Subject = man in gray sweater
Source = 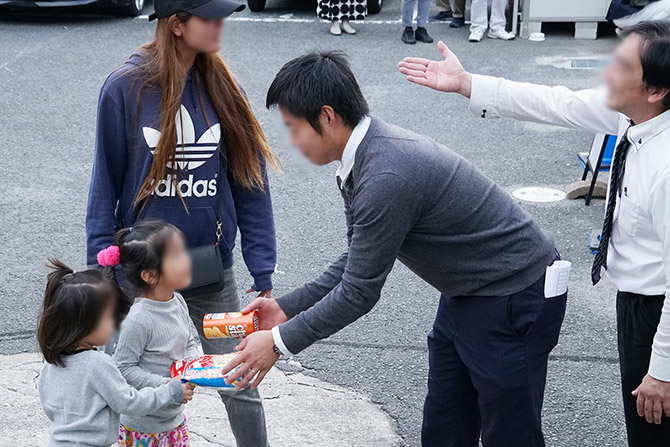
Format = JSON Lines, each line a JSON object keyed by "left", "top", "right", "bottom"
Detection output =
{"left": 223, "top": 51, "right": 567, "bottom": 447}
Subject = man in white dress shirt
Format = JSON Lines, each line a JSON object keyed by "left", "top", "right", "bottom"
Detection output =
{"left": 399, "top": 20, "right": 670, "bottom": 446}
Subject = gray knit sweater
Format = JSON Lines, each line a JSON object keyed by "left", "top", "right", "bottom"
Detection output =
{"left": 113, "top": 293, "right": 199, "bottom": 433}
{"left": 39, "top": 350, "right": 183, "bottom": 447}
{"left": 276, "top": 116, "right": 555, "bottom": 354}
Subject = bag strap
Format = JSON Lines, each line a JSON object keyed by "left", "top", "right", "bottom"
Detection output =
{"left": 214, "top": 149, "right": 225, "bottom": 245}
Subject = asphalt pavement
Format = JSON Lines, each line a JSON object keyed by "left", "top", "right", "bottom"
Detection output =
{"left": 1, "top": 3, "right": 627, "bottom": 446}
{"left": 1, "top": 352, "right": 401, "bottom": 446}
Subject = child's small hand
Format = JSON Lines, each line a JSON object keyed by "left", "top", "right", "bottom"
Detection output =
{"left": 181, "top": 382, "right": 195, "bottom": 404}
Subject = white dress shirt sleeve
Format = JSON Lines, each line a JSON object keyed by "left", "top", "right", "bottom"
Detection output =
{"left": 272, "top": 325, "right": 292, "bottom": 356}
{"left": 469, "top": 74, "right": 621, "bottom": 135}
{"left": 648, "top": 169, "right": 670, "bottom": 381}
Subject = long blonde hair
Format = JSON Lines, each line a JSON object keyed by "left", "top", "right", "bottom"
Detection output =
{"left": 132, "top": 12, "right": 279, "bottom": 208}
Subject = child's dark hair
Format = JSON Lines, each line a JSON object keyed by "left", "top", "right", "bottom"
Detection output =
{"left": 38, "top": 259, "right": 127, "bottom": 366}
{"left": 114, "top": 220, "right": 181, "bottom": 293}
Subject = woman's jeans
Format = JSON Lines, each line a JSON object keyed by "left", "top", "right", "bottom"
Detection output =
{"left": 183, "top": 267, "right": 270, "bottom": 447}
{"left": 402, "top": 0, "right": 431, "bottom": 27}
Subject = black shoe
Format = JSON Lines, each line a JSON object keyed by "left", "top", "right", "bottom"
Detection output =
{"left": 415, "top": 27, "right": 434, "bottom": 43}
{"left": 402, "top": 27, "right": 416, "bottom": 44}
{"left": 430, "top": 10, "right": 452, "bottom": 21}
{"left": 449, "top": 17, "right": 465, "bottom": 28}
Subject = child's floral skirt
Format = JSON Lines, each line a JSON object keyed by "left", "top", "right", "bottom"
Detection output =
{"left": 117, "top": 417, "right": 189, "bottom": 447}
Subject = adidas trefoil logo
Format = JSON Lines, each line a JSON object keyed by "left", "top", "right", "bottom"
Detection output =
{"left": 142, "top": 105, "right": 220, "bottom": 198}
{"left": 143, "top": 105, "right": 220, "bottom": 170}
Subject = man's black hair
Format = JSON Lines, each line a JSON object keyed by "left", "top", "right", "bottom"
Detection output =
{"left": 266, "top": 51, "right": 370, "bottom": 133}
{"left": 620, "top": 20, "right": 670, "bottom": 109}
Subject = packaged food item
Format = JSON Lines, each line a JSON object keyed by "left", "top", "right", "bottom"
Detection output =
{"left": 203, "top": 311, "right": 260, "bottom": 339}
{"left": 170, "top": 353, "right": 244, "bottom": 389}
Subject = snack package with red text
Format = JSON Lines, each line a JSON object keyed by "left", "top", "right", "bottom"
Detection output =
{"left": 170, "top": 353, "right": 244, "bottom": 389}
{"left": 203, "top": 311, "right": 261, "bottom": 339}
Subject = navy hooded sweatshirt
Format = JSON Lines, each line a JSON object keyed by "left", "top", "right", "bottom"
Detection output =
{"left": 86, "top": 51, "right": 276, "bottom": 291}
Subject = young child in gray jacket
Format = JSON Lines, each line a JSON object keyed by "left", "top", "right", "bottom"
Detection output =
{"left": 37, "top": 258, "right": 195, "bottom": 447}
{"left": 111, "top": 220, "right": 201, "bottom": 446}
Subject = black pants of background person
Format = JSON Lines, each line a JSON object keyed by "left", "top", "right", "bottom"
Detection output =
{"left": 421, "top": 273, "right": 567, "bottom": 447}
{"left": 617, "top": 291, "right": 670, "bottom": 447}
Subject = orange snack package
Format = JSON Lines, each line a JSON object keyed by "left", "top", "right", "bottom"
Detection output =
{"left": 203, "top": 311, "right": 260, "bottom": 339}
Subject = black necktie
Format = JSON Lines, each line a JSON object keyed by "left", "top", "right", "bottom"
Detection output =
{"left": 591, "top": 127, "right": 632, "bottom": 285}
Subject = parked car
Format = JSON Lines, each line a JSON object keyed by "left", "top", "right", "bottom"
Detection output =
{"left": 0, "top": 0, "right": 145, "bottom": 16}
{"left": 247, "top": 0, "right": 381, "bottom": 13}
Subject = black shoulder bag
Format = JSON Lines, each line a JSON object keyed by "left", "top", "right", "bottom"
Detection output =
{"left": 178, "top": 217, "right": 226, "bottom": 298}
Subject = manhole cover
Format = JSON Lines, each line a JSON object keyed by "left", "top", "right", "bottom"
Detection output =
{"left": 512, "top": 187, "right": 566, "bottom": 203}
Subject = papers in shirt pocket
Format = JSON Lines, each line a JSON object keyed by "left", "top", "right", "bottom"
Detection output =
{"left": 544, "top": 260, "right": 571, "bottom": 298}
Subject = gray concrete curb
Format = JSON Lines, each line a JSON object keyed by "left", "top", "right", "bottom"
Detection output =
{"left": 1, "top": 353, "right": 401, "bottom": 447}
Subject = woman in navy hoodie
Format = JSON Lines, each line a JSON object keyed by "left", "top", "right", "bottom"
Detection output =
{"left": 85, "top": 2, "right": 278, "bottom": 445}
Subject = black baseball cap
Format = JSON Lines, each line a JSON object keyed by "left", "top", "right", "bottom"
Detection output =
{"left": 149, "top": 0, "right": 245, "bottom": 21}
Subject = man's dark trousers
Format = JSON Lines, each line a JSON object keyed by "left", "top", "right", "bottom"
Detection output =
{"left": 421, "top": 274, "right": 567, "bottom": 447}
{"left": 617, "top": 291, "right": 670, "bottom": 447}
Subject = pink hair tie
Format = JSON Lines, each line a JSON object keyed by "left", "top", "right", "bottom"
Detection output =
{"left": 97, "top": 245, "right": 121, "bottom": 267}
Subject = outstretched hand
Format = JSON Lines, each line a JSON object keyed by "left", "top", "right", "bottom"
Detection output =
{"left": 221, "top": 330, "right": 279, "bottom": 390}
{"left": 242, "top": 296, "right": 288, "bottom": 331}
{"left": 398, "top": 41, "right": 473, "bottom": 97}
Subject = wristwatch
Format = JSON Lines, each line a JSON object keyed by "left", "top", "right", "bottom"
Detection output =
{"left": 273, "top": 344, "right": 282, "bottom": 356}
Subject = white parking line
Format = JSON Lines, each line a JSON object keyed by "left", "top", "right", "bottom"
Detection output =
{"left": 136, "top": 14, "right": 402, "bottom": 24}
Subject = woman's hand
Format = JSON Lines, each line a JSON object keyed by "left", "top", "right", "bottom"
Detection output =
{"left": 221, "top": 330, "right": 279, "bottom": 390}
{"left": 246, "top": 288, "right": 272, "bottom": 298}
{"left": 398, "top": 41, "right": 473, "bottom": 98}
{"left": 242, "top": 296, "right": 288, "bottom": 330}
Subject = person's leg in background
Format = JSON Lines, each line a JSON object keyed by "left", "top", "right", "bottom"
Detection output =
{"left": 415, "top": 0, "right": 434, "bottom": 42}
{"left": 449, "top": 0, "right": 465, "bottom": 27}
{"left": 431, "top": 0, "right": 453, "bottom": 22}
{"left": 184, "top": 268, "right": 270, "bottom": 447}
{"left": 487, "top": 0, "right": 515, "bottom": 40}
{"left": 469, "top": 0, "right": 488, "bottom": 41}
{"left": 452, "top": 275, "right": 567, "bottom": 447}
{"left": 422, "top": 295, "right": 481, "bottom": 447}
{"left": 401, "top": 0, "right": 418, "bottom": 44}
{"left": 488, "top": 0, "right": 506, "bottom": 31}
{"left": 617, "top": 292, "right": 670, "bottom": 447}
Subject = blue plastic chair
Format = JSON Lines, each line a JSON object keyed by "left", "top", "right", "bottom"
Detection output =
{"left": 577, "top": 134, "right": 616, "bottom": 206}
